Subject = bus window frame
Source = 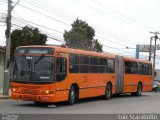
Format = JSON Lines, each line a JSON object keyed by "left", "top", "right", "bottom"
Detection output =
{"left": 69, "top": 53, "right": 116, "bottom": 74}
{"left": 56, "top": 57, "right": 67, "bottom": 82}
{"left": 124, "top": 60, "right": 152, "bottom": 76}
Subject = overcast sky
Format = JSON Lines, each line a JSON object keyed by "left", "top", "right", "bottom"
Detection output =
{"left": 0, "top": 0, "right": 160, "bottom": 68}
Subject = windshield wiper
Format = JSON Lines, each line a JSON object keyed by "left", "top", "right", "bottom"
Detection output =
{"left": 35, "top": 54, "right": 45, "bottom": 64}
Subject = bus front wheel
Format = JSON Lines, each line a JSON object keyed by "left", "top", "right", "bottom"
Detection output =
{"left": 68, "top": 86, "right": 76, "bottom": 105}
{"left": 104, "top": 83, "right": 112, "bottom": 100}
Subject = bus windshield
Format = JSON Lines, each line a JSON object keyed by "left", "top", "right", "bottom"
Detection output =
{"left": 13, "top": 56, "right": 54, "bottom": 83}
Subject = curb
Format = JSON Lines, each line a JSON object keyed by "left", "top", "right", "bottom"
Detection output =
{"left": 0, "top": 95, "right": 11, "bottom": 99}
{"left": 0, "top": 96, "right": 11, "bottom": 99}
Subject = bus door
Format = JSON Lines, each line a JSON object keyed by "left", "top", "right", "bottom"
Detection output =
{"left": 55, "top": 53, "right": 68, "bottom": 88}
{"left": 54, "top": 53, "right": 68, "bottom": 101}
{"left": 115, "top": 56, "right": 124, "bottom": 94}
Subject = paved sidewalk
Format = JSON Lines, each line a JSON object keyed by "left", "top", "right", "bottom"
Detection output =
{"left": 0, "top": 94, "right": 11, "bottom": 99}
{"left": 0, "top": 89, "right": 11, "bottom": 99}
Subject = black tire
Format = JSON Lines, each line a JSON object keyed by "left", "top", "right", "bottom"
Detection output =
{"left": 131, "top": 83, "right": 142, "bottom": 96}
{"left": 136, "top": 83, "right": 142, "bottom": 96}
{"left": 114, "top": 93, "right": 121, "bottom": 97}
{"left": 155, "top": 87, "right": 159, "bottom": 92}
{"left": 131, "top": 92, "right": 136, "bottom": 96}
{"left": 104, "top": 83, "right": 112, "bottom": 100}
{"left": 68, "top": 86, "right": 76, "bottom": 105}
{"left": 34, "top": 101, "right": 42, "bottom": 105}
{"left": 75, "top": 88, "right": 79, "bottom": 103}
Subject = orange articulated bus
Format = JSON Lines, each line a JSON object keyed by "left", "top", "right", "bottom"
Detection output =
{"left": 11, "top": 45, "right": 153, "bottom": 105}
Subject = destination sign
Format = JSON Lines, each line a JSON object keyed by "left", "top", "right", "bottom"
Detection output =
{"left": 15, "top": 47, "right": 54, "bottom": 55}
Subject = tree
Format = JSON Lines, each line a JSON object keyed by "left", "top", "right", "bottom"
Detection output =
{"left": 11, "top": 26, "right": 47, "bottom": 58}
{"left": 63, "top": 19, "right": 103, "bottom": 52}
{"left": 92, "top": 39, "right": 103, "bottom": 52}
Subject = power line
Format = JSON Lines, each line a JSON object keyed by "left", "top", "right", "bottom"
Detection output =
{"left": 33, "top": 0, "right": 76, "bottom": 20}
{"left": 12, "top": 23, "right": 65, "bottom": 43}
{"left": 24, "top": 0, "right": 136, "bottom": 46}
{"left": 12, "top": 21, "right": 141, "bottom": 56}
{"left": 11, "top": 14, "right": 65, "bottom": 44}
{"left": 11, "top": 0, "right": 21, "bottom": 10}
{"left": 12, "top": 15, "right": 132, "bottom": 48}
{"left": 38, "top": 0, "right": 133, "bottom": 41}
{"left": 78, "top": 0, "right": 136, "bottom": 27}
{"left": 4, "top": 0, "right": 148, "bottom": 47}
{"left": 0, "top": 0, "right": 154, "bottom": 59}
{"left": 11, "top": 22, "right": 130, "bottom": 54}
{"left": 12, "top": 15, "right": 143, "bottom": 57}
{"left": 80, "top": 0, "right": 150, "bottom": 29}
{"left": 16, "top": 3, "right": 70, "bottom": 26}
{"left": 12, "top": 22, "right": 150, "bottom": 58}
{"left": 24, "top": 0, "right": 74, "bottom": 22}
{"left": 12, "top": 19, "right": 65, "bottom": 44}
{"left": 12, "top": 16, "right": 64, "bottom": 34}
{"left": 97, "top": 35, "right": 127, "bottom": 47}
{"left": 10, "top": 1, "right": 145, "bottom": 56}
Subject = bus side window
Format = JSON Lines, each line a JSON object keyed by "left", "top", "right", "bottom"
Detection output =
{"left": 131, "top": 62, "right": 137, "bottom": 74}
{"left": 143, "top": 64, "right": 149, "bottom": 75}
{"left": 137, "top": 63, "right": 143, "bottom": 74}
{"left": 69, "top": 54, "right": 79, "bottom": 73}
{"left": 99, "top": 58, "right": 107, "bottom": 73}
{"left": 90, "top": 57, "right": 98, "bottom": 73}
{"left": 79, "top": 55, "right": 89, "bottom": 73}
{"left": 125, "top": 61, "right": 131, "bottom": 74}
{"left": 56, "top": 57, "right": 67, "bottom": 82}
{"left": 107, "top": 59, "right": 115, "bottom": 73}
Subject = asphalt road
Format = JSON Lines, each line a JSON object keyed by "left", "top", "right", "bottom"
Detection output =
{"left": 0, "top": 92, "right": 160, "bottom": 114}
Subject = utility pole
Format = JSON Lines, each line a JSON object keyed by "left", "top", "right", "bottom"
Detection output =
{"left": 3, "top": 0, "right": 20, "bottom": 96}
{"left": 149, "top": 37, "right": 153, "bottom": 61}
{"left": 150, "top": 31, "right": 160, "bottom": 79}
{"left": 3, "top": 0, "right": 12, "bottom": 96}
{"left": 135, "top": 45, "right": 139, "bottom": 59}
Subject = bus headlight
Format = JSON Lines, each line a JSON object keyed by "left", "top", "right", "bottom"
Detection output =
{"left": 12, "top": 88, "right": 16, "bottom": 92}
{"left": 41, "top": 90, "right": 54, "bottom": 94}
{"left": 46, "top": 90, "right": 49, "bottom": 94}
{"left": 12, "top": 88, "right": 19, "bottom": 93}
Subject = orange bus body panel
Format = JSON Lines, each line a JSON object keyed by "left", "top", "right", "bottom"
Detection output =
{"left": 11, "top": 45, "right": 152, "bottom": 103}
{"left": 123, "top": 57, "right": 152, "bottom": 93}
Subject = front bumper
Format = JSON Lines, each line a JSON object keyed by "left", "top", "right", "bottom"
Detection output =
{"left": 11, "top": 92, "right": 55, "bottom": 102}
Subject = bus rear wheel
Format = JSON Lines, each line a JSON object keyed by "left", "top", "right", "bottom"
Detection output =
{"left": 132, "top": 83, "right": 142, "bottom": 96}
{"left": 137, "top": 83, "right": 142, "bottom": 96}
{"left": 104, "top": 83, "right": 112, "bottom": 100}
{"left": 68, "top": 86, "right": 76, "bottom": 105}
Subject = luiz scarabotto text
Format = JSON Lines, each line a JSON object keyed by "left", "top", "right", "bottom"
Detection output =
{"left": 118, "top": 114, "right": 158, "bottom": 120}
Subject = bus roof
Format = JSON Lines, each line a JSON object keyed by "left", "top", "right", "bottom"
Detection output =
{"left": 17, "top": 45, "right": 116, "bottom": 58}
{"left": 123, "top": 56, "right": 152, "bottom": 64}
{"left": 17, "top": 45, "right": 152, "bottom": 64}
